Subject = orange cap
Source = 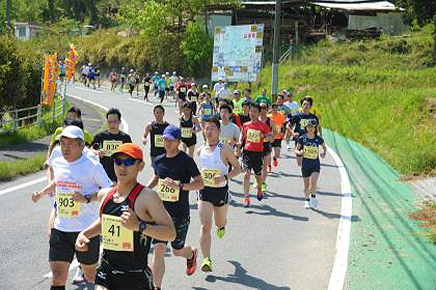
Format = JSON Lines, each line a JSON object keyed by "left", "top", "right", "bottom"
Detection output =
{"left": 111, "top": 143, "right": 143, "bottom": 160}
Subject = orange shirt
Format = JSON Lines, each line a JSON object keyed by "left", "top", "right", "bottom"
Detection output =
{"left": 268, "top": 112, "right": 286, "bottom": 140}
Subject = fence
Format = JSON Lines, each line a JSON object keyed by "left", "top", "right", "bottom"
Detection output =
{"left": 0, "top": 81, "right": 67, "bottom": 133}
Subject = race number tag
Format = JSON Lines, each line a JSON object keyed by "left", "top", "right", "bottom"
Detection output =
{"left": 221, "top": 136, "right": 232, "bottom": 144}
{"left": 180, "top": 87, "right": 186, "bottom": 93}
{"left": 154, "top": 134, "right": 164, "bottom": 148}
{"left": 247, "top": 129, "right": 261, "bottom": 143}
{"left": 204, "top": 108, "right": 212, "bottom": 116}
{"left": 103, "top": 140, "right": 123, "bottom": 157}
{"left": 303, "top": 146, "right": 319, "bottom": 160}
{"left": 101, "top": 214, "right": 134, "bottom": 252}
{"left": 201, "top": 169, "right": 221, "bottom": 187}
{"left": 56, "top": 190, "right": 81, "bottom": 217}
{"left": 191, "top": 96, "right": 197, "bottom": 102}
{"left": 157, "top": 179, "right": 180, "bottom": 202}
{"left": 272, "top": 123, "right": 281, "bottom": 134}
{"left": 145, "top": 82, "right": 150, "bottom": 86}
{"left": 181, "top": 127, "right": 193, "bottom": 138}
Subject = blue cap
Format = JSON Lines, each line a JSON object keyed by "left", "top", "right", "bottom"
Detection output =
{"left": 163, "top": 125, "right": 181, "bottom": 140}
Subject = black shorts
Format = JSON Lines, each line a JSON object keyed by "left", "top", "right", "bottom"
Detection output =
{"left": 165, "top": 87, "right": 170, "bottom": 92}
{"left": 301, "top": 164, "right": 320, "bottom": 177}
{"left": 153, "top": 216, "right": 190, "bottom": 250}
{"left": 159, "top": 90, "right": 165, "bottom": 99}
{"left": 181, "top": 135, "right": 197, "bottom": 147}
{"left": 60, "top": 73, "right": 66, "bottom": 77}
{"left": 271, "top": 139, "right": 282, "bottom": 148}
{"left": 49, "top": 228, "right": 99, "bottom": 265}
{"left": 179, "top": 93, "right": 186, "bottom": 100}
{"left": 242, "top": 151, "right": 264, "bottom": 176}
{"left": 263, "top": 142, "right": 272, "bottom": 155}
{"left": 95, "top": 261, "right": 153, "bottom": 290}
{"left": 198, "top": 185, "right": 229, "bottom": 207}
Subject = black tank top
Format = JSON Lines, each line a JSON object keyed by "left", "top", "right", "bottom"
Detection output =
{"left": 150, "top": 121, "right": 169, "bottom": 157}
{"left": 263, "top": 117, "right": 272, "bottom": 145}
{"left": 100, "top": 183, "right": 151, "bottom": 271}
{"left": 180, "top": 115, "right": 195, "bottom": 140}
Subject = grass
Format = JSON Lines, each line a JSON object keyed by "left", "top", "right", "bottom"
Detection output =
{"left": 0, "top": 153, "right": 47, "bottom": 181}
{"left": 252, "top": 27, "right": 436, "bottom": 177}
{"left": 409, "top": 200, "right": 436, "bottom": 244}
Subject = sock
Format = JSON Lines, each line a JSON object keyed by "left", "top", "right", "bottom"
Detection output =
{"left": 50, "top": 286, "right": 66, "bottom": 290}
{"left": 219, "top": 227, "right": 225, "bottom": 231}
{"left": 311, "top": 194, "right": 316, "bottom": 198}
{"left": 305, "top": 198, "right": 310, "bottom": 201}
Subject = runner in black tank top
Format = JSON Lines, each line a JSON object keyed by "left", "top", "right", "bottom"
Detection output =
{"left": 142, "top": 105, "right": 170, "bottom": 164}
{"left": 180, "top": 103, "right": 201, "bottom": 157}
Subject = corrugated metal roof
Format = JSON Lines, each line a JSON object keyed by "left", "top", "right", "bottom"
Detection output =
{"left": 312, "top": 1, "right": 397, "bottom": 11}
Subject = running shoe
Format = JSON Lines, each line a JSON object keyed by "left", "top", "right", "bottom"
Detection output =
{"left": 256, "top": 186, "right": 264, "bottom": 201}
{"left": 287, "top": 145, "right": 292, "bottom": 150}
{"left": 310, "top": 197, "right": 319, "bottom": 209}
{"left": 72, "top": 266, "right": 85, "bottom": 284}
{"left": 186, "top": 247, "right": 198, "bottom": 276}
{"left": 201, "top": 257, "right": 213, "bottom": 272}
{"left": 304, "top": 200, "right": 310, "bottom": 209}
{"left": 267, "top": 165, "right": 272, "bottom": 173}
{"left": 243, "top": 198, "right": 250, "bottom": 207}
{"left": 216, "top": 227, "right": 226, "bottom": 239}
{"left": 261, "top": 183, "right": 266, "bottom": 192}
{"left": 273, "top": 158, "right": 278, "bottom": 167}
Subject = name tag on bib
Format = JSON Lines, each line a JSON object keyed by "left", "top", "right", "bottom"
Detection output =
{"left": 247, "top": 129, "right": 261, "bottom": 143}
{"left": 154, "top": 134, "right": 164, "bottom": 148}
{"left": 101, "top": 214, "right": 134, "bottom": 252}
{"left": 103, "top": 140, "right": 123, "bottom": 157}
{"left": 201, "top": 169, "right": 221, "bottom": 187}
{"left": 304, "top": 146, "right": 319, "bottom": 159}
{"left": 182, "top": 127, "right": 193, "bottom": 138}
{"left": 180, "top": 87, "right": 186, "bottom": 93}
{"left": 157, "top": 179, "right": 180, "bottom": 202}
{"left": 204, "top": 108, "right": 212, "bottom": 115}
{"left": 56, "top": 190, "right": 81, "bottom": 217}
{"left": 145, "top": 82, "right": 150, "bottom": 86}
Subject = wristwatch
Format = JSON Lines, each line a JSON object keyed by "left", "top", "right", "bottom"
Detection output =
{"left": 84, "top": 194, "right": 92, "bottom": 203}
{"left": 179, "top": 183, "right": 184, "bottom": 191}
{"left": 139, "top": 221, "right": 148, "bottom": 233}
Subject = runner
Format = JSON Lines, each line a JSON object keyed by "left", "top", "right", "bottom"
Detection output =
{"left": 146, "top": 125, "right": 204, "bottom": 290}
{"left": 141, "top": 105, "right": 170, "bottom": 164}
{"left": 213, "top": 78, "right": 225, "bottom": 100}
{"left": 92, "top": 108, "right": 132, "bottom": 182}
{"left": 258, "top": 103, "right": 273, "bottom": 193}
{"left": 119, "top": 67, "right": 127, "bottom": 92}
{"left": 300, "top": 96, "right": 323, "bottom": 137}
{"left": 180, "top": 103, "right": 201, "bottom": 158}
{"left": 59, "top": 61, "right": 66, "bottom": 83}
{"left": 152, "top": 72, "right": 161, "bottom": 98}
{"left": 287, "top": 97, "right": 320, "bottom": 166}
{"left": 268, "top": 104, "right": 287, "bottom": 168}
{"left": 75, "top": 143, "right": 176, "bottom": 290}
{"left": 198, "top": 93, "right": 214, "bottom": 126}
{"left": 232, "top": 90, "right": 244, "bottom": 115}
{"left": 87, "top": 63, "right": 96, "bottom": 90}
{"left": 187, "top": 84, "right": 199, "bottom": 114}
{"left": 295, "top": 119, "right": 327, "bottom": 209}
{"left": 142, "top": 73, "right": 151, "bottom": 101}
{"left": 197, "top": 116, "right": 241, "bottom": 272}
{"left": 282, "top": 90, "right": 299, "bottom": 150}
{"left": 239, "top": 101, "right": 251, "bottom": 126}
{"left": 219, "top": 104, "right": 240, "bottom": 157}
{"left": 169, "top": 71, "right": 178, "bottom": 96}
{"left": 176, "top": 77, "right": 187, "bottom": 113}
{"left": 95, "top": 65, "right": 101, "bottom": 88}
{"left": 238, "top": 104, "right": 272, "bottom": 207}
{"left": 157, "top": 74, "right": 167, "bottom": 104}
{"left": 255, "top": 88, "right": 272, "bottom": 107}
{"left": 164, "top": 72, "right": 171, "bottom": 98}
{"left": 243, "top": 88, "right": 253, "bottom": 103}
{"left": 109, "top": 69, "right": 117, "bottom": 92}
{"left": 127, "top": 69, "right": 136, "bottom": 97}
{"left": 80, "top": 64, "right": 87, "bottom": 86}
{"left": 32, "top": 125, "right": 113, "bottom": 289}
{"left": 227, "top": 101, "right": 242, "bottom": 129}
{"left": 135, "top": 71, "right": 141, "bottom": 96}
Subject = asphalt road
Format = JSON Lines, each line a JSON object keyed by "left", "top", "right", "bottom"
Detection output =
{"left": 0, "top": 84, "right": 343, "bottom": 290}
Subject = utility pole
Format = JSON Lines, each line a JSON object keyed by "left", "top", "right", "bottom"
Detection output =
{"left": 6, "top": 0, "right": 11, "bottom": 31}
{"left": 271, "top": 0, "right": 281, "bottom": 102}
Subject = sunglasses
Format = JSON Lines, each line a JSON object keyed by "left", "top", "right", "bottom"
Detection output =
{"left": 114, "top": 157, "right": 137, "bottom": 166}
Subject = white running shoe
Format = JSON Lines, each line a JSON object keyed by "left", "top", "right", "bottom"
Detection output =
{"left": 286, "top": 145, "right": 292, "bottom": 150}
{"left": 72, "top": 266, "right": 85, "bottom": 284}
{"left": 310, "top": 197, "right": 319, "bottom": 209}
{"left": 304, "top": 200, "right": 310, "bottom": 209}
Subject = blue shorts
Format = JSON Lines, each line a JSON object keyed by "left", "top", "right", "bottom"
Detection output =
{"left": 153, "top": 216, "right": 190, "bottom": 250}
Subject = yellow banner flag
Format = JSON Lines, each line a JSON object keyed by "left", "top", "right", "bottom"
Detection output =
{"left": 42, "top": 54, "right": 58, "bottom": 106}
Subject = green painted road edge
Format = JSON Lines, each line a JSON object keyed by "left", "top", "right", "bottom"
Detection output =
{"left": 324, "top": 129, "right": 436, "bottom": 290}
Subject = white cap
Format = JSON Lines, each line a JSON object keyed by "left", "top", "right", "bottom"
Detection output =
{"left": 130, "top": 69, "right": 134, "bottom": 72}
{"left": 88, "top": 63, "right": 91, "bottom": 66}
{"left": 162, "top": 74, "right": 165, "bottom": 77}
{"left": 218, "top": 77, "right": 224, "bottom": 81}
{"left": 202, "top": 84, "right": 208, "bottom": 89}
{"left": 60, "top": 125, "right": 84, "bottom": 140}
{"left": 173, "top": 71, "right": 177, "bottom": 75}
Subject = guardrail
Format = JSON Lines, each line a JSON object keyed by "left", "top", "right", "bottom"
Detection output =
{"left": 0, "top": 81, "right": 67, "bottom": 133}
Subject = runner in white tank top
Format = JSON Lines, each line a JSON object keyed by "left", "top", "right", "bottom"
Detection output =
{"left": 196, "top": 116, "right": 241, "bottom": 273}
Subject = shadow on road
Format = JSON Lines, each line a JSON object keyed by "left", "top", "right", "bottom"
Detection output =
{"left": 230, "top": 200, "right": 308, "bottom": 221}
{"left": 198, "top": 260, "right": 291, "bottom": 290}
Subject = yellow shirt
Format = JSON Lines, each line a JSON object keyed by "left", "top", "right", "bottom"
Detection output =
{"left": 51, "top": 126, "right": 94, "bottom": 146}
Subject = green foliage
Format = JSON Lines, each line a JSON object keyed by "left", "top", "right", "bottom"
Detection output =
{"left": 0, "top": 35, "right": 42, "bottom": 109}
{"left": 0, "top": 153, "right": 46, "bottom": 181}
{"left": 181, "top": 22, "right": 213, "bottom": 76}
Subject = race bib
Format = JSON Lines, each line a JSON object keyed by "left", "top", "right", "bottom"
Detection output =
{"left": 303, "top": 146, "right": 319, "bottom": 160}
{"left": 180, "top": 87, "right": 186, "bottom": 93}
{"left": 247, "top": 129, "right": 261, "bottom": 143}
{"left": 181, "top": 127, "right": 193, "bottom": 138}
{"left": 191, "top": 96, "right": 197, "bottom": 102}
{"left": 101, "top": 214, "right": 134, "bottom": 252}
{"left": 154, "top": 134, "right": 164, "bottom": 148}
{"left": 157, "top": 179, "right": 180, "bottom": 202}
{"left": 56, "top": 190, "right": 81, "bottom": 218}
{"left": 221, "top": 136, "right": 232, "bottom": 144}
{"left": 204, "top": 108, "right": 212, "bottom": 116}
{"left": 201, "top": 169, "right": 221, "bottom": 187}
{"left": 103, "top": 140, "right": 123, "bottom": 157}
{"left": 272, "top": 123, "right": 282, "bottom": 134}
{"left": 300, "top": 119, "right": 311, "bottom": 128}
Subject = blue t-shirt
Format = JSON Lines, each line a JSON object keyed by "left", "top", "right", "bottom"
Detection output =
{"left": 158, "top": 79, "right": 167, "bottom": 91}
{"left": 297, "top": 134, "right": 324, "bottom": 167}
{"left": 290, "top": 113, "right": 319, "bottom": 136}
{"left": 152, "top": 76, "right": 161, "bottom": 86}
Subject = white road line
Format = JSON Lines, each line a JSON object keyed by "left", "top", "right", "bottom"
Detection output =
{"left": 326, "top": 144, "right": 352, "bottom": 290}
{"left": 0, "top": 177, "right": 46, "bottom": 197}
{"left": 72, "top": 86, "right": 104, "bottom": 94}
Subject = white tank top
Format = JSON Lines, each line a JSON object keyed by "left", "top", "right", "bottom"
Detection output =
{"left": 199, "top": 142, "right": 228, "bottom": 188}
